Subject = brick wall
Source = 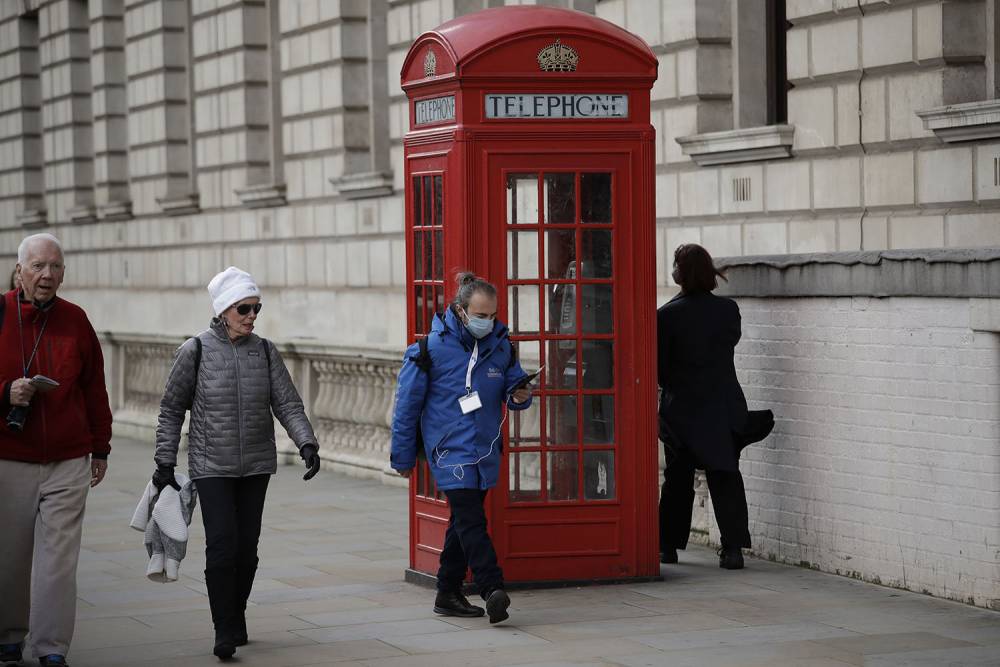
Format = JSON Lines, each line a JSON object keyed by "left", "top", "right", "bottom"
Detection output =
{"left": 691, "top": 296, "right": 1000, "bottom": 608}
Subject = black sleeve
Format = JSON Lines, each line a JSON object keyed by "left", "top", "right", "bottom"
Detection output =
{"left": 656, "top": 308, "right": 669, "bottom": 390}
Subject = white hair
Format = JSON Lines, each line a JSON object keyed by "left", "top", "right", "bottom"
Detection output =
{"left": 18, "top": 233, "right": 63, "bottom": 264}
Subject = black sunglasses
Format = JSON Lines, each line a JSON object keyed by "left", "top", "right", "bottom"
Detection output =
{"left": 234, "top": 303, "right": 262, "bottom": 316}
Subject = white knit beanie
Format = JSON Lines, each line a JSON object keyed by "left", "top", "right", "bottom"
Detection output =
{"left": 207, "top": 267, "right": 261, "bottom": 316}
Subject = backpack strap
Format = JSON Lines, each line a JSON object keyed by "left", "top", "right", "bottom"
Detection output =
{"left": 414, "top": 335, "right": 432, "bottom": 374}
{"left": 262, "top": 337, "right": 272, "bottom": 370}
{"left": 187, "top": 336, "right": 202, "bottom": 410}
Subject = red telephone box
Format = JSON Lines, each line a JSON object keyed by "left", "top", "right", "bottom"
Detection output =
{"left": 401, "top": 6, "right": 659, "bottom": 585}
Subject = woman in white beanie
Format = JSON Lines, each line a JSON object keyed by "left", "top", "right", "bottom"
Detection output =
{"left": 152, "top": 267, "right": 321, "bottom": 660}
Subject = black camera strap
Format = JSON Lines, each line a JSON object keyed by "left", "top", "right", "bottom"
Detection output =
{"left": 16, "top": 293, "right": 50, "bottom": 378}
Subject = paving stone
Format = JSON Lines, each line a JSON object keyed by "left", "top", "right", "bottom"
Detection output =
{"left": 52, "top": 437, "right": 1000, "bottom": 666}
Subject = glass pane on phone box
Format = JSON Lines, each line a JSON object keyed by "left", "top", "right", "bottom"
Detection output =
{"left": 545, "top": 339, "right": 578, "bottom": 390}
{"left": 584, "top": 450, "right": 615, "bottom": 500}
{"left": 423, "top": 231, "right": 434, "bottom": 280}
{"left": 422, "top": 175, "right": 432, "bottom": 224}
{"left": 414, "top": 289, "right": 425, "bottom": 333}
{"left": 545, "top": 230, "right": 576, "bottom": 280}
{"left": 413, "top": 232, "right": 424, "bottom": 279}
{"left": 434, "top": 287, "right": 445, "bottom": 317}
{"left": 509, "top": 399, "right": 540, "bottom": 448}
{"left": 544, "top": 173, "right": 575, "bottom": 224}
{"left": 583, "top": 395, "right": 614, "bottom": 444}
{"left": 507, "top": 231, "right": 539, "bottom": 280}
{"left": 433, "top": 175, "right": 443, "bottom": 226}
{"left": 581, "top": 172, "right": 611, "bottom": 223}
{"left": 548, "top": 451, "right": 578, "bottom": 501}
{"left": 509, "top": 452, "right": 542, "bottom": 502}
{"left": 546, "top": 395, "right": 578, "bottom": 445}
{"left": 514, "top": 339, "right": 541, "bottom": 373}
{"left": 508, "top": 285, "right": 539, "bottom": 335}
{"left": 416, "top": 459, "right": 427, "bottom": 496}
{"left": 581, "top": 284, "right": 613, "bottom": 334}
{"left": 507, "top": 174, "right": 538, "bottom": 225}
{"left": 412, "top": 177, "right": 423, "bottom": 225}
{"left": 545, "top": 283, "right": 575, "bottom": 335}
{"left": 433, "top": 229, "right": 443, "bottom": 280}
{"left": 581, "top": 230, "right": 612, "bottom": 278}
{"left": 582, "top": 340, "right": 613, "bottom": 389}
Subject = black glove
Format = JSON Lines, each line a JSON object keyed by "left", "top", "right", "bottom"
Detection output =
{"left": 152, "top": 466, "right": 181, "bottom": 492}
{"left": 300, "top": 444, "right": 320, "bottom": 481}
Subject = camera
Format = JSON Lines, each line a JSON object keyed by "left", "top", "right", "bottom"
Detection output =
{"left": 6, "top": 404, "right": 30, "bottom": 432}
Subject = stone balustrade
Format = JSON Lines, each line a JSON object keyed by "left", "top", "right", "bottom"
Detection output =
{"left": 100, "top": 333, "right": 406, "bottom": 486}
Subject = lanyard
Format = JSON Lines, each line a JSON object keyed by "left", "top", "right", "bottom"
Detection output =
{"left": 465, "top": 341, "right": 479, "bottom": 394}
{"left": 16, "top": 296, "right": 50, "bottom": 378}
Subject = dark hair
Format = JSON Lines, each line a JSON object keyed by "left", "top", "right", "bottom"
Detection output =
{"left": 451, "top": 271, "right": 497, "bottom": 310}
{"left": 671, "top": 244, "right": 727, "bottom": 293}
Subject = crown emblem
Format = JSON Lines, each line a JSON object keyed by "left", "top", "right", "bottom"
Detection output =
{"left": 424, "top": 49, "right": 437, "bottom": 77}
{"left": 537, "top": 39, "right": 578, "bottom": 72}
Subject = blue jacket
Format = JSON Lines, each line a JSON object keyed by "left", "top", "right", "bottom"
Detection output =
{"left": 390, "top": 307, "right": 531, "bottom": 491}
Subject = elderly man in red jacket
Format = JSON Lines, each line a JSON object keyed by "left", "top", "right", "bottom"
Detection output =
{"left": 0, "top": 233, "right": 113, "bottom": 667}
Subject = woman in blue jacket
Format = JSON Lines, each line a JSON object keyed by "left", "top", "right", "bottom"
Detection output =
{"left": 391, "top": 273, "right": 532, "bottom": 625}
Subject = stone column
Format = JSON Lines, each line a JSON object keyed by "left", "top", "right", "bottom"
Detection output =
{"left": 278, "top": 0, "right": 368, "bottom": 201}
{"left": 89, "top": 0, "right": 132, "bottom": 220}
{"left": 0, "top": 5, "right": 45, "bottom": 228}
{"left": 124, "top": 0, "right": 198, "bottom": 216}
{"left": 39, "top": 0, "right": 96, "bottom": 224}
{"left": 333, "top": 0, "right": 393, "bottom": 200}
{"left": 191, "top": 0, "right": 271, "bottom": 209}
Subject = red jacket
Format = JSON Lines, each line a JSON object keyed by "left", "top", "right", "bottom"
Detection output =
{"left": 0, "top": 290, "right": 113, "bottom": 463}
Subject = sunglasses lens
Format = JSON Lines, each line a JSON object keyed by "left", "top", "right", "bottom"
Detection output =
{"left": 236, "top": 303, "right": 261, "bottom": 316}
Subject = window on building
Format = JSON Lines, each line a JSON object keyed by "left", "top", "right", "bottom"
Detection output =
{"left": 734, "top": 0, "right": 788, "bottom": 128}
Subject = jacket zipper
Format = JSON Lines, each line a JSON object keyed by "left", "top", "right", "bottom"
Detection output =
{"left": 227, "top": 336, "right": 245, "bottom": 475}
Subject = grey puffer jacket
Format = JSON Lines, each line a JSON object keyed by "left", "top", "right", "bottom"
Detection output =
{"left": 154, "top": 319, "right": 318, "bottom": 479}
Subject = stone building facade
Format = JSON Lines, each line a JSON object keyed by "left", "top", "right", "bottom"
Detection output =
{"left": 0, "top": 1, "right": 997, "bottom": 607}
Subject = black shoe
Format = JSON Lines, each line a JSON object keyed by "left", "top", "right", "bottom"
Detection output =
{"left": 38, "top": 656, "right": 69, "bottom": 667}
{"left": 234, "top": 556, "right": 257, "bottom": 647}
{"left": 484, "top": 589, "right": 510, "bottom": 624}
{"left": 718, "top": 546, "right": 745, "bottom": 570}
{"left": 433, "top": 590, "right": 485, "bottom": 617}
{"left": 234, "top": 614, "right": 248, "bottom": 647}
{"left": 213, "top": 632, "right": 236, "bottom": 660}
{"left": 660, "top": 548, "right": 678, "bottom": 564}
{"left": 0, "top": 643, "right": 22, "bottom": 665}
{"left": 205, "top": 567, "right": 239, "bottom": 659}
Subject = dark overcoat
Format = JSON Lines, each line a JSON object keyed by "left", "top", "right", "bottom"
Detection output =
{"left": 657, "top": 291, "right": 749, "bottom": 472}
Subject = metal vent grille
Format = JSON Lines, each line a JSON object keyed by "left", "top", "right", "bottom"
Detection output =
{"left": 733, "top": 176, "right": 752, "bottom": 202}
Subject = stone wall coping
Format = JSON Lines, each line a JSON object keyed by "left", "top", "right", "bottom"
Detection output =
{"left": 714, "top": 248, "right": 1000, "bottom": 299}
{"left": 916, "top": 100, "right": 1000, "bottom": 143}
{"left": 98, "top": 331, "right": 404, "bottom": 361}
{"left": 675, "top": 124, "right": 795, "bottom": 166}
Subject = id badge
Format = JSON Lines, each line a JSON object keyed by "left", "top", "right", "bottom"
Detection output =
{"left": 459, "top": 391, "right": 482, "bottom": 414}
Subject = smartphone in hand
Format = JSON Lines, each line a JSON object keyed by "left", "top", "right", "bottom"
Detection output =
{"left": 512, "top": 366, "right": 545, "bottom": 391}
{"left": 29, "top": 375, "right": 60, "bottom": 392}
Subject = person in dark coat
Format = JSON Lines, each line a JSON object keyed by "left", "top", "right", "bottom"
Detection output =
{"left": 657, "top": 244, "right": 752, "bottom": 570}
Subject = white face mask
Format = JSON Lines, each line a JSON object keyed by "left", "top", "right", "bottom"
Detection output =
{"left": 461, "top": 308, "right": 494, "bottom": 339}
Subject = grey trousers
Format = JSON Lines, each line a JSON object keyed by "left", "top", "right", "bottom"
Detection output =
{"left": 0, "top": 455, "right": 91, "bottom": 658}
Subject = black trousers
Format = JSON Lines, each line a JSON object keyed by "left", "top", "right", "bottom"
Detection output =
{"left": 195, "top": 475, "right": 270, "bottom": 628}
{"left": 658, "top": 445, "right": 751, "bottom": 551}
{"left": 437, "top": 489, "right": 504, "bottom": 599}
